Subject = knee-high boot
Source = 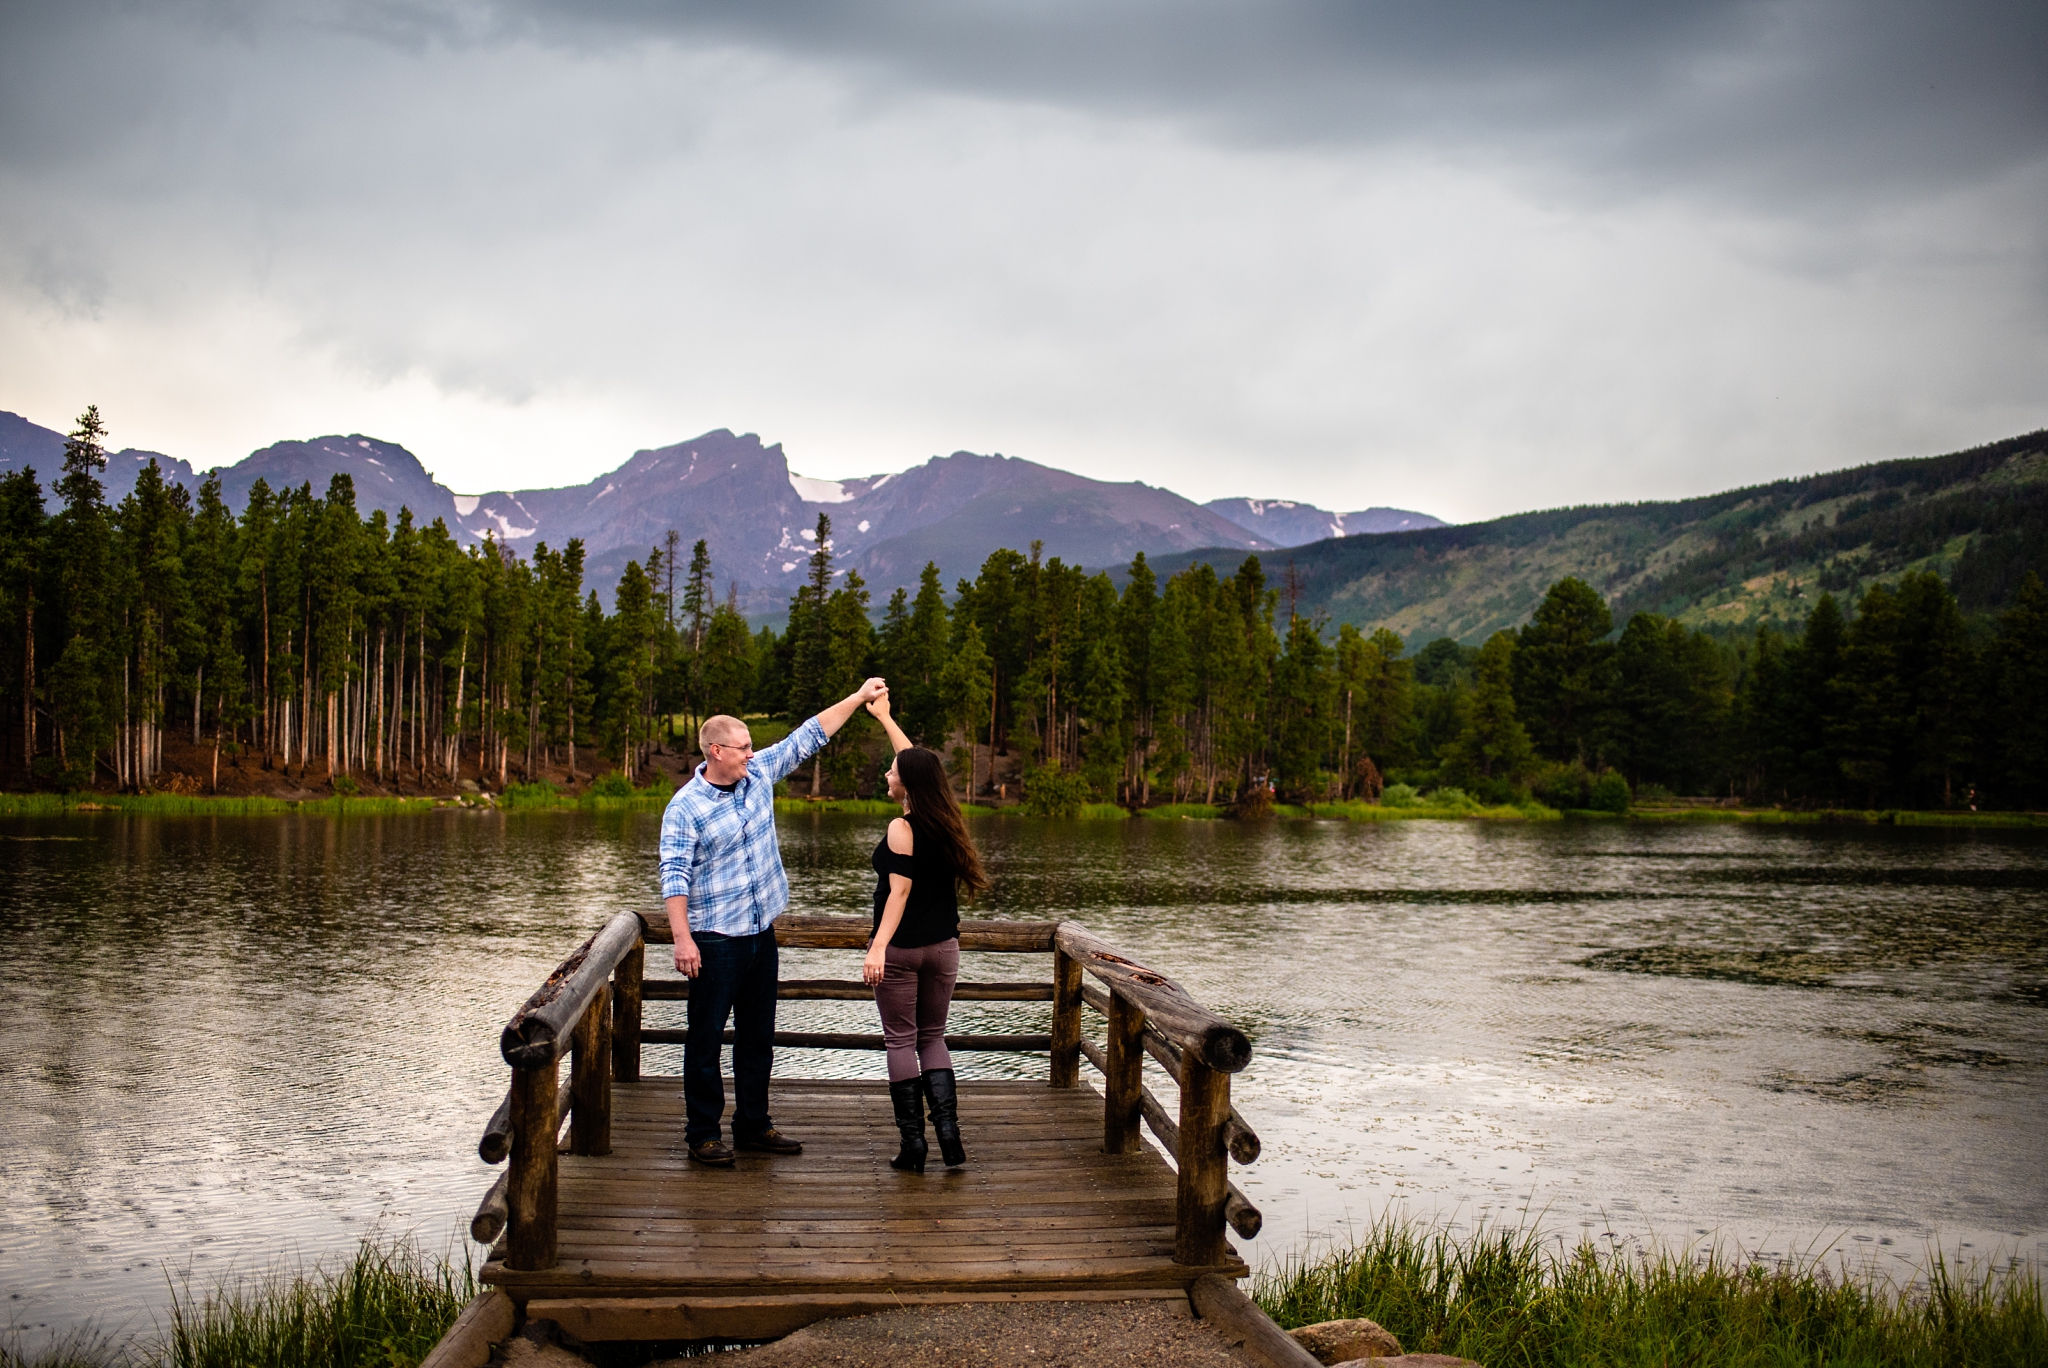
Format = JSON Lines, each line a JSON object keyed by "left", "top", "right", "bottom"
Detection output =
{"left": 923, "top": 1067, "right": 966, "bottom": 1169}
{"left": 888, "top": 1076, "right": 928, "bottom": 1174}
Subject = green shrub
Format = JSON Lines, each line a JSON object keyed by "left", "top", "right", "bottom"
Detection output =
{"left": 1078, "top": 802, "right": 1131, "bottom": 820}
{"left": 328, "top": 775, "right": 359, "bottom": 797}
{"left": 1426, "top": 787, "right": 1479, "bottom": 811}
{"left": 30, "top": 756, "right": 88, "bottom": 792}
{"left": 1590, "top": 771, "right": 1631, "bottom": 813}
{"left": 1531, "top": 760, "right": 1593, "bottom": 810}
{"left": 589, "top": 772, "right": 635, "bottom": 798}
{"left": 502, "top": 781, "right": 558, "bottom": 808}
{"left": 1379, "top": 783, "right": 1421, "bottom": 808}
{"left": 1021, "top": 766, "right": 1090, "bottom": 818}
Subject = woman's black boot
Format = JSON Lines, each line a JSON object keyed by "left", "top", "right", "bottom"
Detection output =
{"left": 888, "top": 1076, "right": 928, "bottom": 1174}
{"left": 923, "top": 1067, "right": 966, "bottom": 1168}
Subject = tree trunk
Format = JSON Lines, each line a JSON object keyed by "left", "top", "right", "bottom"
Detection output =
{"left": 375, "top": 629, "right": 386, "bottom": 779}
{"left": 259, "top": 570, "right": 270, "bottom": 761}
{"left": 21, "top": 594, "right": 33, "bottom": 766}
{"left": 451, "top": 625, "right": 470, "bottom": 780}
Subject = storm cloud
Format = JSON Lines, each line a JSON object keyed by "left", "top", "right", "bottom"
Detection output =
{"left": 1, "top": 0, "right": 2042, "bottom": 519}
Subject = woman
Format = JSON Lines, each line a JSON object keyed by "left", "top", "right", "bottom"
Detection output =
{"left": 861, "top": 691, "right": 989, "bottom": 1173}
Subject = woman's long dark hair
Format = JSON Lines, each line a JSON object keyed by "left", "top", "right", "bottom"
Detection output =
{"left": 895, "top": 747, "right": 989, "bottom": 895}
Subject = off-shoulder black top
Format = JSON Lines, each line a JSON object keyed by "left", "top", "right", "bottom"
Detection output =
{"left": 870, "top": 821, "right": 961, "bottom": 949}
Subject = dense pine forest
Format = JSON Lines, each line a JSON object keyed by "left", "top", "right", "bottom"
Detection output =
{"left": 3, "top": 409, "right": 2044, "bottom": 811}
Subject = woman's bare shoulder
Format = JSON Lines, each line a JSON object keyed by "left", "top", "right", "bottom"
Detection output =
{"left": 887, "top": 816, "right": 914, "bottom": 855}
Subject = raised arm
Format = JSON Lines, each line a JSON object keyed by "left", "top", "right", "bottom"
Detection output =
{"left": 817, "top": 677, "right": 888, "bottom": 740}
{"left": 866, "top": 689, "right": 913, "bottom": 753}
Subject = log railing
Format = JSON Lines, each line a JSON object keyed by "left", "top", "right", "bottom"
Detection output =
{"left": 470, "top": 911, "right": 1263, "bottom": 1272}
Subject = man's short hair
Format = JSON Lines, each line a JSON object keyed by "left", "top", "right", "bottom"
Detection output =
{"left": 701, "top": 715, "right": 749, "bottom": 749}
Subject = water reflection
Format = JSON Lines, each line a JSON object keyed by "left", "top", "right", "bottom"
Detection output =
{"left": 1, "top": 811, "right": 2044, "bottom": 1336}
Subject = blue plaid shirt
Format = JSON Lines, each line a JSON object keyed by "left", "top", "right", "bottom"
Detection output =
{"left": 657, "top": 715, "right": 830, "bottom": 936}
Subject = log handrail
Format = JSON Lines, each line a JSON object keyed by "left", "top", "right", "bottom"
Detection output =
{"left": 499, "top": 911, "right": 644, "bottom": 1069}
{"left": 634, "top": 911, "right": 1060, "bottom": 951}
{"left": 1080, "top": 981, "right": 1262, "bottom": 1164}
{"left": 1055, "top": 922, "right": 1251, "bottom": 1074}
{"left": 1138, "top": 1083, "right": 1263, "bottom": 1239}
{"left": 481, "top": 910, "right": 1262, "bottom": 1274}
{"left": 641, "top": 978, "right": 1055, "bottom": 1002}
{"left": 480, "top": 1074, "right": 573, "bottom": 1165}
{"left": 638, "top": 1028, "right": 1053, "bottom": 1051}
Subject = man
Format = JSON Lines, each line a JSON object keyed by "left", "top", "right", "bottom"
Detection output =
{"left": 659, "top": 677, "right": 889, "bottom": 1165}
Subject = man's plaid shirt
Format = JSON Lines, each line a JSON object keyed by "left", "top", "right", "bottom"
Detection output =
{"left": 657, "top": 715, "right": 829, "bottom": 937}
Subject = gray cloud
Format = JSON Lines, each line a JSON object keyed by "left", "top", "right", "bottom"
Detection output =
{"left": 0, "top": 0, "right": 2042, "bottom": 520}
{"left": 479, "top": 0, "right": 2048, "bottom": 203}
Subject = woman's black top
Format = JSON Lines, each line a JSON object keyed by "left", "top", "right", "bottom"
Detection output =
{"left": 871, "top": 821, "right": 961, "bottom": 949}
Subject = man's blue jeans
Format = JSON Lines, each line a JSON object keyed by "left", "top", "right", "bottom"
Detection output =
{"left": 684, "top": 928, "right": 779, "bottom": 1146}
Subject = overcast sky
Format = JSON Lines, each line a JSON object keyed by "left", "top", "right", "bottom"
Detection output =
{"left": 2, "top": 0, "right": 2043, "bottom": 522}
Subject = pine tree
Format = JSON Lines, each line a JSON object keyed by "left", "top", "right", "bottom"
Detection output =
{"left": 901, "top": 562, "right": 951, "bottom": 743}
{"left": 1989, "top": 571, "right": 2048, "bottom": 808}
{"left": 787, "top": 512, "right": 836, "bottom": 794}
{"left": 1513, "top": 576, "right": 1616, "bottom": 763}
{"left": 0, "top": 469, "right": 48, "bottom": 773}
{"left": 1445, "top": 630, "right": 1534, "bottom": 790}
{"left": 820, "top": 568, "right": 875, "bottom": 794}
{"left": 939, "top": 619, "right": 993, "bottom": 795}
{"left": 1119, "top": 553, "right": 1159, "bottom": 801}
{"left": 49, "top": 407, "right": 116, "bottom": 777}
{"left": 679, "top": 537, "right": 712, "bottom": 749}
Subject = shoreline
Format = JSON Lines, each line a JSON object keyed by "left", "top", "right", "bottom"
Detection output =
{"left": 1, "top": 789, "right": 2041, "bottom": 827}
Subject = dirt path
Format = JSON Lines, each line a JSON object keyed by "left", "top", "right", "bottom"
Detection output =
{"left": 651, "top": 1300, "right": 1260, "bottom": 1367}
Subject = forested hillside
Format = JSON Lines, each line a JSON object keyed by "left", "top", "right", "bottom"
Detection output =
{"left": 4, "top": 409, "right": 2042, "bottom": 811}
{"left": 1145, "top": 431, "right": 2048, "bottom": 643}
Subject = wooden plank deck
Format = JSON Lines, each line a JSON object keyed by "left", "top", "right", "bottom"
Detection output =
{"left": 481, "top": 1075, "right": 1248, "bottom": 1332}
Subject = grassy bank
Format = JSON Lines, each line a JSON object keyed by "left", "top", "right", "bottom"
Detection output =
{"left": 1628, "top": 806, "right": 2048, "bottom": 828}
{"left": 1, "top": 1237, "right": 473, "bottom": 1368}
{"left": 4, "top": 788, "right": 2039, "bottom": 828}
{"left": 1256, "top": 1216, "right": 2045, "bottom": 1368}
{"left": 0, "top": 782, "right": 677, "bottom": 817}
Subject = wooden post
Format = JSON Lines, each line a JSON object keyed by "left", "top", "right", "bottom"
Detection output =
{"left": 570, "top": 985, "right": 612, "bottom": 1157}
{"left": 1103, "top": 990, "right": 1145, "bottom": 1154}
{"left": 612, "top": 939, "right": 643, "bottom": 1084}
{"left": 1173, "top": 1057, "right": 1232, "bottom": 1265}
{"left": 1049, "top": 946, "right": 1084, "bottom": 1088}
{"left": 504, "top": 1060, "right": 559, "bottom": 1270}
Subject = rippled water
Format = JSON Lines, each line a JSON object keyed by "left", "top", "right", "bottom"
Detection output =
{"left": 3, "top": 811, "right": 2045, "bottom": 1337}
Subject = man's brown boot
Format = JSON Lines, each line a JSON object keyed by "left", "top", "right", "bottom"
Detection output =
{"left": 735, "top": 1128, "right": 803, "bottom": 1155}
{"left": 688, "top": 1139, "right": 736, "bottom": 1166}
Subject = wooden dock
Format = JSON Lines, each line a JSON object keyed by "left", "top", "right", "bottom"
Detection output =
{"left": 460, "top": 912, "right": 1268, "bottom": 1345}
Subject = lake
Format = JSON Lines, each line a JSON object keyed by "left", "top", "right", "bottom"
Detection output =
{"left": 3, "top": 810, "right": 2044, "bottom": 1338}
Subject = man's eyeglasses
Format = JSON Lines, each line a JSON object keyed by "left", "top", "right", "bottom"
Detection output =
{"left": 708, "top": 740, "right": 754, "bottom": 756}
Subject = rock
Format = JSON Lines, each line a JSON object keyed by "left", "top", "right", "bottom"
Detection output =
{"left": 1288, "top": 1317, "right": 1403, "bottom": 1363}
{"left": 497, "top": 1337, "right": 590, "bottom": 1368}
{"left": 460, "top": 779, "right": 481, "bottom": 793}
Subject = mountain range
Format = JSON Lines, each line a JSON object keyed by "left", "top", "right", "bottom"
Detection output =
{"left": 0, "top": 411, "right": 1439, "bottom": 613}
{"left": 9, "top": 409, "right": 2038, "bottom": 643}
{"left": 1145, "top": 430, "right": 2048, "bottom": 643}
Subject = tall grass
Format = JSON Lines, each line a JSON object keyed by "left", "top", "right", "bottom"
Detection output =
{"left": 1256, "top": 1216, "right": 2046, "bottom": 1368}
{"left": 1138, "top": 803, "right": 1226, "bottom": 819}
{"left": 1, "top": 1238, "right": 475, "bottom": 1368}
{"left": 0, "top": 793, "right": 442, "bottom": 817}
{"left": 773, "top": 797, "right": 901, "bottom": 815}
